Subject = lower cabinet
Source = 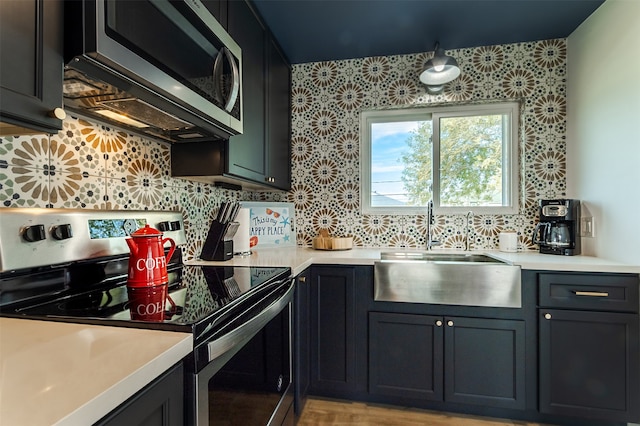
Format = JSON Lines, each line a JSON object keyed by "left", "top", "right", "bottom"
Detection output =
{"left": 369, "top": 312, "right": 526, "bottom": 410}
{"left": 95, "top": 363, "right": 184, "bottom": 426}
{"left": 308, "top": 265, "right": 370, "bottom": 400}
{"left": 369, "top": 312, "right": 443, "bottom": 401}
{"left": 539, "top": 309, "right": 639, "bottom": 422}
{"left": 537, "top": 271, "right": 640, "bottom": 424}
{"left": 305, "top": 266, "right": 639, "bottom": 426}
{"left": 444, "top": 316, "right": 526, "bottom": 409}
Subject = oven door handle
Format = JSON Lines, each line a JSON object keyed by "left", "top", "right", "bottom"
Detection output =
{"left": 207, "top": 277, "right": 294, "bottom": 362}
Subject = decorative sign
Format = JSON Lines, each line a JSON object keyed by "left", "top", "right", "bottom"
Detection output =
{"left": 240, "top": 202, "right": 296, "bottom": 247}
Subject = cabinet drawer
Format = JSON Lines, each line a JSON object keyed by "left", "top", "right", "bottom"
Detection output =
{"left": 539, "top": 273, "right": 639, "bottom": 312}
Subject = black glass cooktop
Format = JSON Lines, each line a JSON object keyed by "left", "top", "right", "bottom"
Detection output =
{"left": 4, "top": 266, "right": 290, "bottom": 342}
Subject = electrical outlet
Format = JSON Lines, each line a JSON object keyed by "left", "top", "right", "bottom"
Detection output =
{"left": 580, "top": 217, "right": 594, "bottom": 238}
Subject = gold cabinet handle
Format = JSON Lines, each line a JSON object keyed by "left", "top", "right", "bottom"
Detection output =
{"left": 573, "top": 291, "right": 609, "bottom": 297}
{"left": 298, "top": 276, "right": 306, "bottom": 283}
{"left": 544, "top": 313, "right": 552, "bottom": 320}
{"left": 435, "top": 320, "right": 443, "bottom": 327}
{"left": 447, "top": 320, "right": 454, "bottom": 327}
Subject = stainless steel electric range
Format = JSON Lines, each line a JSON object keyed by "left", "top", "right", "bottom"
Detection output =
{"left": 0, "top": 208, "right": 295, "bottom": 426}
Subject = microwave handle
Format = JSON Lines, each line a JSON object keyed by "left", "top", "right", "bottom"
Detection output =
{"left": 213, "top": 47, "right": 240, "bottom": 112}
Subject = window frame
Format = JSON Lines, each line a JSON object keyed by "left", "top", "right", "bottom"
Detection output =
{"left": 360, "top": 102, "right": 520, "bottom": 215}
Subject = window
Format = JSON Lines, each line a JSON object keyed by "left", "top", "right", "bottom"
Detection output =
{"left": 360, "top": 102, "right": 519, "bottom": 214}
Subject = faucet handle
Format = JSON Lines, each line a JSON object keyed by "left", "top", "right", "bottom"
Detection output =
{"left": 427, "top": 239, "right": 440, "bottom": 249}
{"left": 428, "top": 200, "right": 435, "bottom": 224}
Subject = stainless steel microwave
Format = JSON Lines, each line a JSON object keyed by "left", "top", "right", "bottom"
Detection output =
{"left": 63, "top": 0, "right": 243, "bottom": 142}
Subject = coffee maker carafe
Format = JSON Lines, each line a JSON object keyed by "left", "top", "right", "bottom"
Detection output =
{"left": 532, "top": 199, "right": 580, "bottom": 256}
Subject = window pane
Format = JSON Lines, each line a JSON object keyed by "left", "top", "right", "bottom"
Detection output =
{"left": 439, "top": 114, "right": 504, "bottom": 207}
{"left": 371, "top": 120, "right": 431, "bottom": 207}
{"left": 361, "top": 102, "right": 518, "bottom": 215}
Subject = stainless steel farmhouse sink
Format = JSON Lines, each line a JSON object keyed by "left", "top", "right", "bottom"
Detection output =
{"left": 374, "top": 252, "right": 522, "bottom": 308}
{"left": 380, "top": 251, "right": 505, "bottom": 263}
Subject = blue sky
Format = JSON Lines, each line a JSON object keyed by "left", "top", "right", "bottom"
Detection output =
{"left": 371, "top": 121, "right": 424, "bottom": 204}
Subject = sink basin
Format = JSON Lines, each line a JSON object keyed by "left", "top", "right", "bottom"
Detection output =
{"left": 380, "top": 251, "right": 506, "bottom": 264}
{"left": 375, "top": 252, "right": 521, "bottom": 308}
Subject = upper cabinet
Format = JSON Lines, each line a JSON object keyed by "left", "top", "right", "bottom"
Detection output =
{"left": 265, "top": 37, "right": 291, "bottom": 189}
{"left": 227, "top": 0, "right": 291, "bottom": 190}
{"left": 172, "top": 0, "right": 291, "bottom": 191}
{"left": 0, "top": 0, "right": 65, "bottom": 136}
{"left": 225, "top": 0, "right": 268, "bottom": 186}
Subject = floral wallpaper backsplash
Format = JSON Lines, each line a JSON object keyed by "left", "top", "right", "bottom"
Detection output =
{"left": 287, "top": 38, "right": 568, "bottom": 250}
{"left": 0, "top": 116, "right": 286, "bottom": 261}
{"left": 1, "top": 38, "right": 566, "bottom": 255}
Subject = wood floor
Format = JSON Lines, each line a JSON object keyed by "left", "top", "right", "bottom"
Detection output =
{"left": 298, "top": 398, "right": 546, "bottom": 426}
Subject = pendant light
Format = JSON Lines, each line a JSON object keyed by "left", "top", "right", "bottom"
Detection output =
{"left": 419, "top": 42, "right": 460, "bottom": 94}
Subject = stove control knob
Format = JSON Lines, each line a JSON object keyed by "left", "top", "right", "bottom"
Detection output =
{"left": 170, "top": 220, "right": 181, "bottom": 231}
{"left": 52, "top": 223, "right": 73, "bottom": 240}
{"left": 22, "top": 224, "right": 46, "bottom": 242}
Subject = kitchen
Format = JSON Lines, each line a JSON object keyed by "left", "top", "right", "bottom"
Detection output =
{"left": 1, "top": 0, "right": 639, "bottom": 425}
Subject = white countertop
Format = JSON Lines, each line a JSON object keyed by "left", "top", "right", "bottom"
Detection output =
{"left": 187, "top": 246, "right": 640, "bottom": 276}
{"left": 0, "top": 318, "right": 192, "bottom": 426}
{"left": 2, "top": 247, "right": 635, "bottom": 426}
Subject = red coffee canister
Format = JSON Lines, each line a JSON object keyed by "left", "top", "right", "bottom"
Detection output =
{"left": 126, "top": 224, "right": 176, "bottom": 288}
{"left": 127, "top": 284, "right": 176, "bottom": 322}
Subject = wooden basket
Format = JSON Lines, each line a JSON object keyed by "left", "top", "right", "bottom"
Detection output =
{"left": 312, "top": 236, "right": 353, "bottom": 250}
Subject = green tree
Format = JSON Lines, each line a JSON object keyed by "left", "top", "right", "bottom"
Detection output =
{"left": 400, "top": 115, "right": 503, "bottom": 206}
{"left": 400, "top": 121, "right": 433, "bottom": 206}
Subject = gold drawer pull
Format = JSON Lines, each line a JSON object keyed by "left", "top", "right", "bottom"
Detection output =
{"left": 574, "top": 291, "right": 609, "bottom": 297}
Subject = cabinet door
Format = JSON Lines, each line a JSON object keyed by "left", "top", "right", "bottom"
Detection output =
{"left": 309, "top": 266, "right": 369, "bottom": 399}
{"left": 0, "top": 0, "right": 64, "bottom": 135}
{"left": 369, "top": 312, "right": 443, "bottom": 401}
{"left": 539, "top": 309, "right": 639, "bottom": 422}
{"left": 294, "top": 269, "right": 311, "bottom": 415}
{"left": 96, "top": 363, "right": 184, "bottom": 426}
{"left": 227, "top": 0, "right": 267, "bottom": 183}
{"left": 444, "top": 317, "right": 526, "bottom": 410}
{"left": 265, "top": 38, "right": 291, "bottom": 190}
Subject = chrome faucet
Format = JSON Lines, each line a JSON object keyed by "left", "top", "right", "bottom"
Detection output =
{"left": 426, "top": 200, "right": 440, "bottom": 250}
{"left": 465, "top": 211, "right": 474, "bottom": 251}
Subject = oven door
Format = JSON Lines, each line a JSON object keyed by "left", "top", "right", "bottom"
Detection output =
{"left": 187, "top": 277, "right": 295, "bottom": 426}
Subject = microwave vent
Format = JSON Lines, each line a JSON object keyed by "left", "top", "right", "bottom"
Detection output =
{"left": 99, "top": 98, "right": 194, "bottom": 131}
{"left": 177, "top": 132, "right": 207, "bottom": 139}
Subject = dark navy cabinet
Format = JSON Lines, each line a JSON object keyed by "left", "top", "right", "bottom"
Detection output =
{"left": 227, "top": 0, "right": 291, "bottom": 190}
{"left": 0, "top": 0, "right": 65, "bottom": 135}
{"left": 171, "top": 0, "right": 290, "bottom": 190}
{"left": 308, "top": 265, "right": 370, "bottom": 400}
{"left": 369, "top": 312, "right": 526, "bottom": 410}
{"left": 369, "top": 312, "right": 444, "bottom": 401}
{"left": 265, "top": 36, "right": 291, "bottom": 190}
{"left": 226, "top": 0, "right": 268, "bottom": 186}
{"left": 444, "top": 316, "right": 525, "bottom": 409}
{"left": 303, "top": 265, "right": 638, "bottom": 426}
{"left": 96, "top": 363, "right": 184, "bottom": 426}
{"left": 537, "top": 272, "right": 640, "bottom": 424}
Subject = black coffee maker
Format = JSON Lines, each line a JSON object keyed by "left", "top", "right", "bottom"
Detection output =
{"left": 532, "top": 199, "right": 580, "bottom": 256}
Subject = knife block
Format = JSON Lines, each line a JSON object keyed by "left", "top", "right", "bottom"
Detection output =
{"left": 200, "top": 220, "right": 234, "bottom": 261}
